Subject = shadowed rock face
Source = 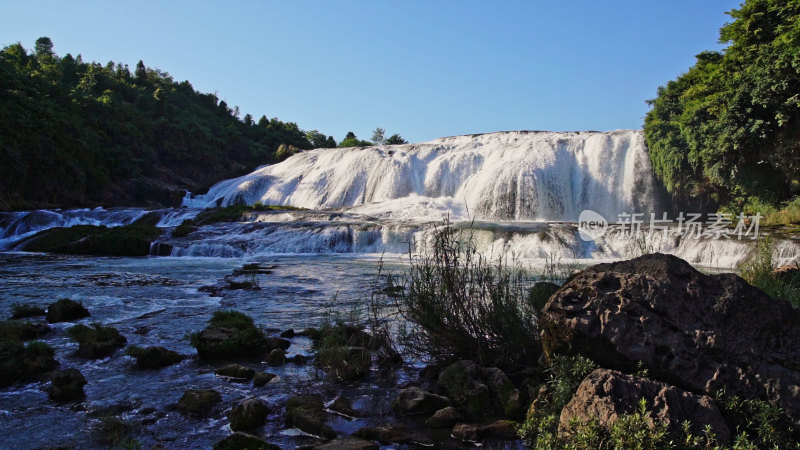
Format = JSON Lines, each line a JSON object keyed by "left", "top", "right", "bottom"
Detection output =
{"left": 560, "top": 369, "right": 730, "bottom": 443}
{"left": 540, "top": 253, "right": 800, "bottom": 426}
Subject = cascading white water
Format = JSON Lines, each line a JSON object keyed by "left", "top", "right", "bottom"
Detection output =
{"left": 183, "top": 130, "right": 659, "bottom": 222}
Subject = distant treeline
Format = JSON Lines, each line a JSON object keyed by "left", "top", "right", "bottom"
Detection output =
{"left": 644, "top": 0, "right": 800, "bottom": 217}
{"left": 0, "top": 37, "right": 339, "bottom": 209}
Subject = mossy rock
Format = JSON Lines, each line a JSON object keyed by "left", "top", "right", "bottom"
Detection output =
{"left": 437, "top": 361, "right": 492, "bottom": 420}
{"left": 22, "top": 222, "right": 161, "bottom": 256}
{"left": 172, "top": 220, "right": 197, "bottom": 237}
{"left": 47, "top": 368, "right": 86, "bottom": 402}
{"left": 125, "top": 345, "right": 184, "bottom": 369}
{"left": 0, "top": 320, "right": 49, "bottom": 341}
{"left": 189, "top": 311, "right": 283, "bottom": 361}
{"left": 286, "top": 394, "right": 336, "bottom": 439}
{"left": 66, "top": 324, "right": 127, "bottom": 359}
{"left": 10, "top": 303, "right": 46, "bottom": 319}
{"left": 215, "top": 363, "right": 255, "bottom": 380}
{"left": 177, "top": 389, "right": 222, "bottom": 416}
{"left": 253, "top": 372, "right": 278, "bottom": 387}
{"left": 0, "top": 340, "right": 58, "bottom": 387}
{"left": 213, "top": 432, "right": 279, "bottom": 450}
{"left": 229, "top": 398, "right": 270, "bottom": 431}
{"left": 46, "top": 298, "right": 90, "bottom": 323}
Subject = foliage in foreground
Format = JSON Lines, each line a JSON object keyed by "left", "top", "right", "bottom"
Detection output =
{"left": 518, "top": 355, "right": 797, "bottom": 449}
{"left": 397, "top": 221, "right": 540, "bottom": 368}
{"left": 739, "top": 236, "right": 800, "bottom": 308}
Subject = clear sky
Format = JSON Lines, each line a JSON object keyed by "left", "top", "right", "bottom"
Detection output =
{"left": 1, "top": 0, "right": 740, "bottom": 144}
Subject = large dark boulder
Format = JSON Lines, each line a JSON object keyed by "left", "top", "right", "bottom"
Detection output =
{"left": 437, "top": 360, "right": 523, "bottom": 419}
{"left": 285, "top": 394, "right": 336, "bottom": 439}
{"left": 177, "top": 389, "right": 222, "bottom": 416}
{"left": 540, "top": 253, "right": 800, "bottom": 426}
{"left": 390, "top": 386, "right": 450, "bottom": 416}
{"left": 560, "top": 368, "right": 730, "bottom": 443}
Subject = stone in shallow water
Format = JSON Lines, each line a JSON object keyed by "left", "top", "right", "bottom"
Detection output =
{"left": 215, "top": 363, "right": 255, "bottom": 380}
{"left": 390, "top": 386, "right": 450, "bottom": 416}
{"left": 47, "top": 368, "right": 86, "bottom": 402}
{"left": 213, "top": 432, "right": 279, "bottom": 450}
{"left": 313, "top": 437, "right": 378, "bottom": 450}
{"left": 230, "top": 398, "right": 270, "bottom": 431}
{"left": 177, "top": 389, "right": 221, "bottom": 416}
{"left": 253, "top": 372, "right": 277, "bottom": 387}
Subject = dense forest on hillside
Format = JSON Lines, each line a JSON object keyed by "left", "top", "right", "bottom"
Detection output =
{"left": 644, "top": 0, "right": 800, "bottom": 219}
{"left": 0, "top": 38, "right": 338, "bottom": 210}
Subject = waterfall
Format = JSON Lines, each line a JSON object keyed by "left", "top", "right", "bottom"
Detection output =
{"left": 183, "top": 130, "right": 659, "bottom": 222}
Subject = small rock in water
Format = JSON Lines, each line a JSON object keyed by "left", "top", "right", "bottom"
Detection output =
{"left": 215, "top": 364, "right": 255, "bottom": 381}
{"left": 286, "top": 394, "right": 336, "bottom": 440}
{"left": 177, "top": 389, "right": 222, "bottom": 416}
{"left": 424, "top": 406, "right": 461, "bottom": 428}
{"left": 229, "top": 398, "right": 270, "bottom": 431}
{"left": 479, "top": 420, "right": 519, "bottom": 440}
{"left": 266, "top": 349, "right": 285, "bottom": 366}
{"left": 46, "top": 298, "right": 90, "bottom": 323}
{"left": 327, "top": 396, "right": 362, "bottom": 419}
{"left": 126, "top": 345, "right": 184, "bottom": 369}
{"left": 451, "top": 423, "right": 478, "bottom": 441}
{"left": 47, "top": 368, "right": 86, "bottom": 402}
{"left": 391, "top": 386, "right": 450, "bottom": 416}
{"left": 253, "top": 372, "right": 277, "bottom": 387}
{"left": 313, "top": 437, "right": 378, "bottom": 450}
{"left": 214, "top": 432, "right": 279, "bottom": 450}
{"left": 279, "top": 328, "right": 295, "bottom": 339}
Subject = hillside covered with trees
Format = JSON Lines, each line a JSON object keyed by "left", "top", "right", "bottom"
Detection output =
{"left": 0, "top": 38, "right": 338, "bottom": 210}
{"left": 644, "top": 0, "right": 800, "bottom": 221}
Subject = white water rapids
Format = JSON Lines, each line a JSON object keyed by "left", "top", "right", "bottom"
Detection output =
{"left": 1, "top": 130, "right": 798, "bottom": 269}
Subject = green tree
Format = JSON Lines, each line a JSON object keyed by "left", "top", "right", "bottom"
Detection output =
{"left": 34, "top": 37, "right": 54, "bottom": 58}
{"left": 371, "top": 127, "right": 385, "bottom": 145}
{"left": 385, "top": 133, "right": 408, "bottom": 145}
{"left": 134, "top": 60, "right": 146, "bottom": 81}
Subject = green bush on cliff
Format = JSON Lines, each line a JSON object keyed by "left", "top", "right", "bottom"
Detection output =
{"left": 643, "top": 0, "right": 800, "bottom": 213}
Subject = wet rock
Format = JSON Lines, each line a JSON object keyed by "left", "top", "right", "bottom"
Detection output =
{"left": 298, "top": 327, "right": 321, "bottom": 340}
{"left": 328, "top": 396, "right": 362, "bottom": 419}
{"left": 482, "top": 366, "right": 525, "bottom": 419}
{"left": 280, "top": 328, "right": 295, "bottom": 338}
{"left": 286, "top": 394, "right": 336, "bottom": 439}
{"left": 66, "top": 323, "right": 126, "bottom": 359}
{"left": 290, "top": 354, "right": 308, "bottom": 365}
{"left": 213, "top": 432, "right": 279, "bottom": 450}
{"left": 437, "top": 361, "right": 491, "bottom": 419}
{"left": 0, "top": 320, "right": 50, "bottom": 341}
{"left": 233, "top": 263, "right": 276, "bottom": 275}
{"left": 10, "top": 303, "right": 46, "bottom": 319}
{"left": 88, "top": 400, "right": 138, "bottom": 418}
{"left": 125, "top": 345, "right": 184, "bottom": 369}
{"left": 0, "top": 340, "right": 57, "bottom": 387}
{"left": 266, "top": 349, "right": 285, "bottom": 367}
{"left": 151, "top": 242, "right": 173, "bottom": 256}
{"left": 451, "top": 423, "right": 478, "bottom": 441}
{"left": 540, "top": 253, "right": 800, "bottom": 426}
{"left": 253, "top": 372, "right": 278, "bottom": 387}
{"left": 353, "top": 423, "right": 433, "bottom": 446}
{"left": 224, "top": 275, "right": 261, "bottom": 290}
{"left": 230, "top": 398, "right": 270, "bottom": 431}
{"left": 46, "top": 298, "right": 90, "bottom": 323}
{"left": 47, "top": 368, "right": 86, "bottom": 402}
{"left": 215, "top": 363, "right": 255, "bottom": 381}
{"left": 390, "top": 386, "right": 450, "bottom": 416}
{"left": 190, "top": 311, "right": 285, "bottom": 361}
{"left": 177, "top": 389, "right": 222, "bottom": 416}
{"left": 21, "top": 222, "right": 161, "bottom": 257}
{"left": 314, "top": 437, "right": 378, "bottom": 450}
{"left": 560, "top": 368, "right": 730, "bottom": 443}
{"left": 424, "top": 406, "right": 461, "bottom": 428}
{"left": 479, "top": 420, "right": 519, "bottom": 440}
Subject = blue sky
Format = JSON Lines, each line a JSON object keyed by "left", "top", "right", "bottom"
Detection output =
{"left": 1, "top": 1, "right": 740, "bottom": 144}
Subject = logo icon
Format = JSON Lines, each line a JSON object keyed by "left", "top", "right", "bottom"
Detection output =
{"left": 578, "top": 209, "right": 607, "bottom": 241}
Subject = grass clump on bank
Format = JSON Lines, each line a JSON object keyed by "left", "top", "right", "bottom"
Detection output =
{"left": 739, "top": 237, "right": 800, "bottom": 308}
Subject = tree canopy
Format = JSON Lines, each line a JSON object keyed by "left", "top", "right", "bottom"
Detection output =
{"left": 0, "top": 38, "right": 334, "bottom": 209}
{"left": 643, "top": 0, "right": 800, "bottom": 213}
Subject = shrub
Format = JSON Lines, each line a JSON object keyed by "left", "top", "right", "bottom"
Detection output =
{"left": 397, "top": 220, "right": 540, "bottom": 367}
{"left": 739, "top": 236, "right": 800, "bottom": 308}
{"left": 0, "top": 339, "right": 57, "bottom": 387}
